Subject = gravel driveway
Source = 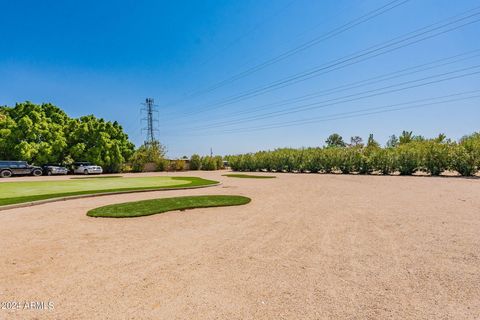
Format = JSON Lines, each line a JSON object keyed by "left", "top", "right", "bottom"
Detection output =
{"left": 0, "top": 171, "right": 479, "bottom": 319}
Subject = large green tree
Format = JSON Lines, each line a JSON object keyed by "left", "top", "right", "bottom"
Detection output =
{"left": 0, "top": 102, "right": 69, "bottom": 163}
{"left": 67, "top": 116, "right": 135, "bottom": 172}
{"left": 0, "top": 102, "right": 135, "bottom": 172}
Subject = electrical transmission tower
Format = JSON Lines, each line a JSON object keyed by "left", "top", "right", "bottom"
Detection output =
{"left": 141, "top": 98, "right": 159, "bottom": 145}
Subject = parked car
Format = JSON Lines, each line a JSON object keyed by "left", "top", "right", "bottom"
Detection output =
{"left": 42, "top": 164, "right": 68, "bottom": 176}
{"left": 0, "top": 161, "right": 43, "bottom": 178}
{"left": 71, "top": 162, "right": 103, "bottom": 175}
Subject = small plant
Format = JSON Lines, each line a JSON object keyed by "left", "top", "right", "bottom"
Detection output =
{"left": 121, "top": 164, "right": 133, "bottom": 173}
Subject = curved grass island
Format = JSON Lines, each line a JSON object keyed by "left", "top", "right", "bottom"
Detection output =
{"left": 222, "top": 174, "right": 276, "bottom": 179}
{"left": 0, "top": 176, "right": 218, "bottom": 207}
{"left": 87, "top": 195, "right": 251, "bottom": 218}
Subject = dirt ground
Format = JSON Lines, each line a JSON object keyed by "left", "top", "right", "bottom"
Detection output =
{"left": 0, "top": 171, "right": 479, "bottom": 319}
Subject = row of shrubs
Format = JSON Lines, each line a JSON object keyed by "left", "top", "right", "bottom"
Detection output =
{"left": 225, "top": 133, "right": 480, "bottom": 176}
{"left": 189, "top": 155, "right": 224, "bottom": 171}
{"left": 126, "top": 156, "right": 224, "bottom": 172}
{"left": 126, "top": 140, "right": 225, "bottom": 172}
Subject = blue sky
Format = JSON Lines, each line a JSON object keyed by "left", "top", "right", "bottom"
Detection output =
{"left": 1, "top": 0, "right": 479, "bottom": 157}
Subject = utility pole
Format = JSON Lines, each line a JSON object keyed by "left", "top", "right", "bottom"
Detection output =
{"left": 141, "top": 98, "right": 159, "bottom": 145}
{"left": 210, "top": 147, "right": 213, "bottom": 157}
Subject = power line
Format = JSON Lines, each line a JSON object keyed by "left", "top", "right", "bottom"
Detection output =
{"left": 224, "top": 49, "right": 480, "bottom": 118}
{"left": 165, "top": 90, "right": 480, "bottom": 136}
{"left": 170, "top": 65, "right": 480, "bottom": 137}
{"left": 177, "top": 64, "right": 480, "bottom": 130}
{"left": 219, "top": 90, "right": 480, "bottom": 134}
{"left": 164, "top": 6, "right": 480, "bottom": 120}
{"left": 175, "top": 49, "right": 480, "bottom": 128}
{"left": 180, "top": 9, "right": 480, "bottom": 118}
{"left": 224, "top": 93, "right": 480, "bottom": 134}
{"left": 160, "top": 0, "right": 300, "bottom": 108}
{"left": 161, "top": 0, "right": 409, "bottom": 110}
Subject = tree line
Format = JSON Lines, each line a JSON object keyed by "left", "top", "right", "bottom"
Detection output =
{"left": 226, "top": 132, "right": 480, "bottom": 176}
{"left": 0, "top": 102, "right": 135, "bottom": 172}
{"left": 3, "top": 102, "right": 478, "bottom": 176}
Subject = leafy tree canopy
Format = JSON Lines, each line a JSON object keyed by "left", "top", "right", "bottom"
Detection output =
{"left": 325, "top": 133, "right": 346, "bottom": 148}
{"left": 0, "top": 101, "right": 134, "bottom": 172}
{"left": 130, "top": 141, "right": 166, "bottom": 172}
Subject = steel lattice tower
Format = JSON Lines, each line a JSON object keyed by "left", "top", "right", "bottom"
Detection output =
{"left": 141, "top": 98, "right": 159, "bottom": 145}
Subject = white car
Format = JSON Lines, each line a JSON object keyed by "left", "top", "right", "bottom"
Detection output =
{"left": 72, "top": 162, "right": 103, "bottom": 175}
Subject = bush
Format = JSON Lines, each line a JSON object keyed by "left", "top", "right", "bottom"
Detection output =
{"left": 371, "top": 148, "right": 396, "bottom": 175}
{"left": 190, "top": 154, "right": 201, "bottom": 170}
{"left": 171, "top": 160, "right": 186, "bottom": 171}
{"left": 304, "top": 148, "right": 322, "bottom": 173}
{"left": 121, "top": 164, "right": 133, "bottom": 173}
{"left": 451, "top": 145, "right": 477, "bottom": 176}
{"left": 130, "top": 141, "right": 167, "bottom": 172}
{"left": 321, "top": 148, "right": 339, "bottom": 173}
{"left": 214, "top": 156, "right": 224, "bottom": 169}
{"left": 225, "top": 132, "right": 479, "bottom": 177}
{"left": 156, "top": 159, "right": 169, "bottom": 171}
{"left": 395, "top": 143, "right": 420, "bottom": 175}
{"left": 201, "top": 156, "right": 217, "bottom": 170}
{"left": 450, "top": 133, "right": 480, "bottom": 176}
{"left": 338, "top": 147, "right": 360, "bottom": 174}
{"left": 131, "top": 161, "right": 143, "bottom": 172}
{"left": 420, "top": 141, "right": 451, "bottom": 176}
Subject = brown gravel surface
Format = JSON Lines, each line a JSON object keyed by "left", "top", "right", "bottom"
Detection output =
{"left": 0, "top": 171, "right": 479, "bottom": 319}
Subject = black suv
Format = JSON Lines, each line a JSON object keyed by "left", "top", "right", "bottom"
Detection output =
{"left": 0, "top": 161, "right": 43, "bottom": 178}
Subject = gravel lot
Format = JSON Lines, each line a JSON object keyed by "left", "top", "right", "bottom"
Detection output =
{"left": 0, "top": 171, "right": 479, "bottom": 319}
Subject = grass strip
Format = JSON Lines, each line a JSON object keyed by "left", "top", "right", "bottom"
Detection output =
{"left": 0, "top": 177, "right": 218, "bottom": 207}
{"left": 222, "top": 174, "right": 276, "bottom": 179}
{"left": 70, "top": 175, "right": 123, "bottom": 179}
{"left": 87, "top": 195, "right": 251, "bottom": 218}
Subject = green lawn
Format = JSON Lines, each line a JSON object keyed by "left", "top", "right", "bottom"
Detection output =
{"left": 70, "top": 175, "right": 123, "bottom": 179}
{"left": 222, "top": 174, "right": 276, "bottom": 179}
{"left": 87, "top": 195, "right": 251, "bottom": 218}
{"left": 0, "top": 176, "right": 218, "bottom": 206}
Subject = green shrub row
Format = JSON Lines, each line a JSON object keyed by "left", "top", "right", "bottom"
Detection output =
{"left": 225, "top": 133, "right": 480, "bottom": 176}
{"left": 189, "top": 154, "right": 224, "bottom": 171}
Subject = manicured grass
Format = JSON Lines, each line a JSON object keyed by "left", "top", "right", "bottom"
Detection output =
{"left": 223, "top": 174, "right": 276, "bottom": 179}
{"left": 70, "top": 175, "right": 123, "bottom": 179}
{"left": 87, "top": 195, "right": 251, "bottom": 218}
{"left": 0, "top": 177, "right": 218, "bottom": 207}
